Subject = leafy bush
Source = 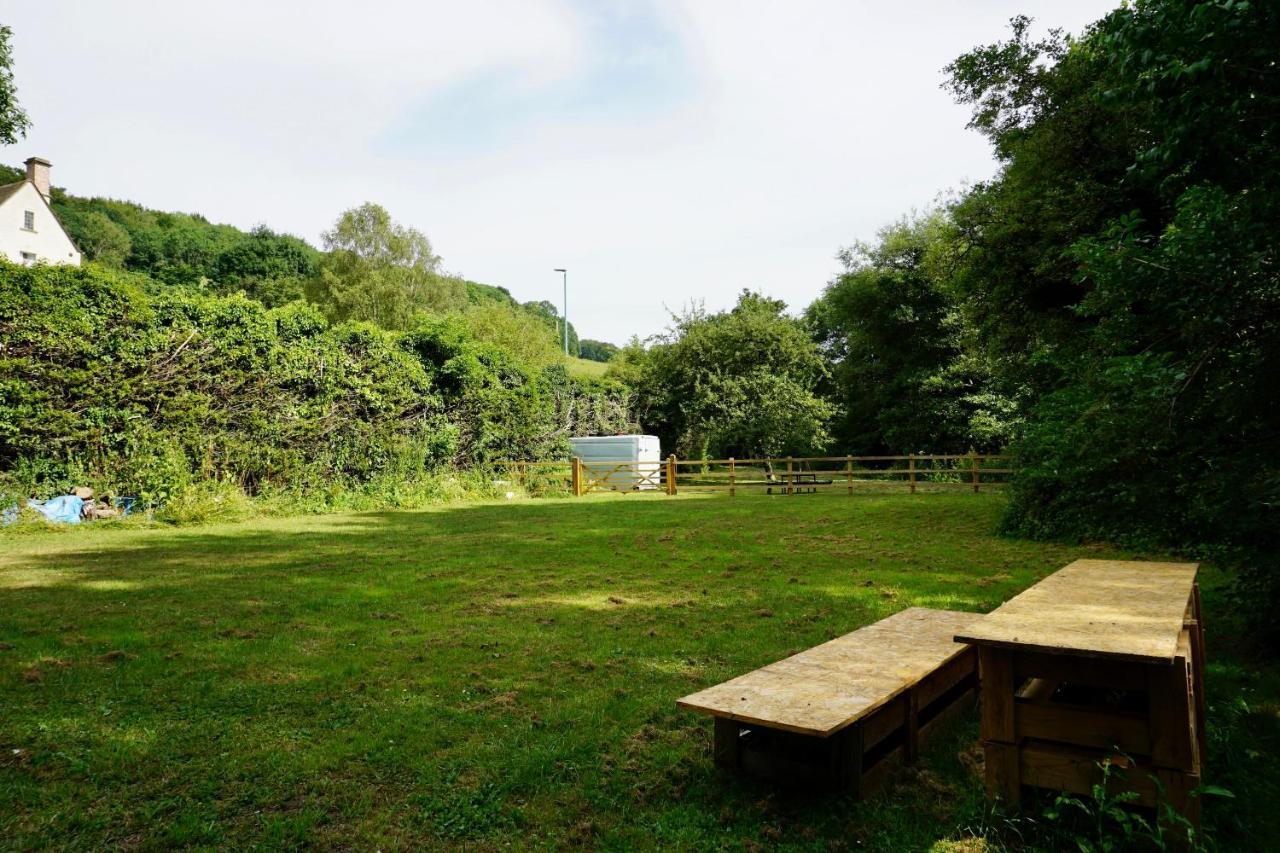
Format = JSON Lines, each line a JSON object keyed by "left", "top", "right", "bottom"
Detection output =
{"left": 0, "top": 262, "right": 634, "bottom": 508}
{"left": 155, "top": 479, "right": 256, "bottom": 525}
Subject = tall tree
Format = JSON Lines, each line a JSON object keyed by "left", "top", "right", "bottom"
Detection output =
{"left": 946, "top": 2, "right": 1280, "bottom": 635}
{"left": 308, "top": 203, "right": 465, "bottom": 329}
{"left": 0, "top": 25, "right": 30, "bottom": 145}
{"left": 626, "top": 291, "right": 831, "bottom": 459}
{"left": 807, "top": 211, "right": 1014, "bottom": 454}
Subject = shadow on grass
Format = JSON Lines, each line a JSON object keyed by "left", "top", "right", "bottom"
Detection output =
{"left": 1, "top": 493, "right": 1274, "bottom": 848}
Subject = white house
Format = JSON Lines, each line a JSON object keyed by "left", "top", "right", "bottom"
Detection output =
{"left": 0, "top": 157, "right": 81, "bottom": 266}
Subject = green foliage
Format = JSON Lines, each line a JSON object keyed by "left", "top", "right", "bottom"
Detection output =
{"left": 0, "top": 262, "right": 632, "bottom": 503}
{"left": 946, "top": 1, "right": 1280, "bottom": 636}
{"left": 1037, "top": 753, "right": 1229, "bottom": 852}
{"left": 521, "top": 299, "right": 580, "bottom": 357}
{"left": 453, "top": 302, "right": 563, "bottom": 370}
{"left": 0, "top": 25, "right": 30, "bottom": 145}
{"left": 155, "top": 478, "right": 256, "bottom": 525}
{"left": 807, "top": 212, "right": 1015, "bottom": 454}
{"left": 46, "top": 189, "right": 321, "bottom": 307}
{"left": 626, "top": 291, "right": 831, "bottom": 459}
{"left": 67, "top": 211, "right": 132, "bottom": 267}
{"left": 577, "top": 338, "right": 618, "bottom": 363}
{"left": 212, "top": 225, "right": 317, "bottom": 306}
{"left": 308, "top": 203, "right": 466, "bottom": 329}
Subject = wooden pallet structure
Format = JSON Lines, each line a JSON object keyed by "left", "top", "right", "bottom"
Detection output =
{"left": 677, "top": 608, "right": 978, "bottom": 796}
{"left": 955, "top": 560, "right": 1206, "bottom": 827}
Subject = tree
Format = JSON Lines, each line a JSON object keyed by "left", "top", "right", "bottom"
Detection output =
{"left": 66, "top": 211, "right": 132, "bottom": 268}
{"left": 308, "top": 203, "right": 466, "bottom": 329}
{"left": 213, "top": 225, "right": 318, "bottom": 306}
{"left": 0, "top": 26, "right": 31, "bottom": 145}
{"left": 628, "top": 291, "right": 831, "bottom": 459}
{"left": 455, "top": 302, "right": 562, "bottom": 369}
{"left": 807, "top": 211, "right": 1014, "bottom": 454}
{"left": 578, "top": 339, "right": 618, "bottom": 363}
{"left": 946, "top": 2, "right": 1280, "bottom": 637}
{"left": 521, "top": 299, "right": 579, "bottom": 356}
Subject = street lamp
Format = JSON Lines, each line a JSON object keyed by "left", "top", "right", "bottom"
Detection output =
{"left": 553, "top": 268, "right": 568, "bottom": 356}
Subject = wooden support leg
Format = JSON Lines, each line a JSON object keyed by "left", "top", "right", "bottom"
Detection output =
{"left": 984, "top": 741, "right": 1021, "bottom": 807}
{"left": 827, "top": 724, "right": 863, "bottom": 796}
{"left": 904, "top": 687, "right": 920, "bottom": 764}
{"left": 979, "top": 647, "right": 1016, "bottom": 743}
{"left": 978, "top": 646, "right": 1020, "bottom": 807}
{"left": 713, "top": 718, "right": 740, "bottom": 770}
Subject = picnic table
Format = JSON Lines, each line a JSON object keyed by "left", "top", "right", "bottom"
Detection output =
{"left": 730, "top": 471, "right": 835, "bottom": 494}
{"left": 954, "top": 559, "right": 1205, "bottom": 826}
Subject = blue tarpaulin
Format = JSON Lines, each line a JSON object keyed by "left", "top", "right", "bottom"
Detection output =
{"left": 27, "top": 495, "right": 85, "bottom": 524}
{"left": 3, "top": 494, "right": 138, "bottom": 525}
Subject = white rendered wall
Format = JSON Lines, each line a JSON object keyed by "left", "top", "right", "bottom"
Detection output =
{"left": 0, "top": 182, "right": 81, "bottom": 266}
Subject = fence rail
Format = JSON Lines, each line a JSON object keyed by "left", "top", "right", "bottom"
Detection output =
{"left": 502, "top": 453, "right": 1013, "bottom": 497}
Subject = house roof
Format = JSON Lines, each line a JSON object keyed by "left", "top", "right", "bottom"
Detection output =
{"left": 0, "top": 180, "right": 28, "bottom": 207}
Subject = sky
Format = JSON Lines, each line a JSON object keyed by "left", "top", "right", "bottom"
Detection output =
{"left": 6, "top": 0, "right": 1118, "bottom": 345}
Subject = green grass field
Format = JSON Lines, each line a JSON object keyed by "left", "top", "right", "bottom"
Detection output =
{"left": 2, "top": 493, "right": 1276, "bottom": 849}
{"left": 565, "top": 356, "right": 610, "bottom": 379}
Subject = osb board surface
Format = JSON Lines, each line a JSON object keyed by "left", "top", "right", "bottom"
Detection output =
{"left": 955, "top": 560, "right": 1199, "bottom": 664}
{"left": 677, "top": 608, "right": 976, "bottom": 737}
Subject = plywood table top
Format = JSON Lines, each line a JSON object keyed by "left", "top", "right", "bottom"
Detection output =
{"left": 677, "top": 607, "right": 976, "bottom": 737}
{"left": 954, "top": 559, "right": 1199, "bottom": 664}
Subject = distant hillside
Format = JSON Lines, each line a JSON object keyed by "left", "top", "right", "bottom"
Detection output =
{"left": 3, "top": 163, "right": 593, "bottom": 352}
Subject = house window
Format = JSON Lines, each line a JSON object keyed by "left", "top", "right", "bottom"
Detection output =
{"left": 22, "top": 210, "right": 35, "bottom": 231}
{"left": 20, "top": 251, "right": 37, "bottom": 265}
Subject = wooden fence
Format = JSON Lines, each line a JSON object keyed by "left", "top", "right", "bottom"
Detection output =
{"left": 503, "top": 453, "right": 1013, "bottom": 497}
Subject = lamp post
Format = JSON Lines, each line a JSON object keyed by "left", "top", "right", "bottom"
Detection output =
{"left": 553, "top": 268, "right": 568, "bottom": 356}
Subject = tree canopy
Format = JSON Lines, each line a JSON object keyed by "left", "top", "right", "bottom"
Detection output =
{"left": 807, "top": 212, "right": 1015, "bottom": 454}
{"left": 308, "top": 203, "right": 466, "bottom": 329}
{"left": 943, "top": 0, "right": 1280, "bottom": 634}
{"left": 620, "top": 292, "right": 831, "bottom": 460}
{"left": 0, "top": 25, "right": 30, "bottom": 145}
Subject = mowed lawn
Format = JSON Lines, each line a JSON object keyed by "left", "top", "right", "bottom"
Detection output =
{"left": 1, "top": 493, "right": 1276, "bottom": 850}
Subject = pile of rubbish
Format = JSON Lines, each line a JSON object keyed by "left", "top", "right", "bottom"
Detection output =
{"left": 4, "top": 487, "right": 136, "bottom": 525}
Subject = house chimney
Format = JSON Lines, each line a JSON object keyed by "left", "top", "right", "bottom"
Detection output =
{"left": 25, "top": 157, "right": 52, "bottom": 202}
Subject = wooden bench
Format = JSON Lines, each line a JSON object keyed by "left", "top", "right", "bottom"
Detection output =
{"left": 677, "top": 608, "right": 978, "bottom": 796}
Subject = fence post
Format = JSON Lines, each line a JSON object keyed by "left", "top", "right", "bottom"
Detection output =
{"left": 572, "top": 457, "right": 583, "bottom": 497}
{"left": 667, "top": 454, "right": 677, "bottom": 496}
{"left": 786, "top": 456, "right": 794, "bottom": 496}
{"left": 729, "top": 457, "right": 736, "bottom": 497}
{"left": 970, "top": 448, "right": 980, "bottom": 493}
{"left": 846, "top": 455, "right": 853, "bottom": 495}
{"left": 909, "top": 453, "right": 917, "bottom": 494}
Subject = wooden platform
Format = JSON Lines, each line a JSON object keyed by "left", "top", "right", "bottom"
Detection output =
{"left": 678, "top": 608, "right": 978, "bottom": 794}
{"left": 958, "top": 560, "right": 1205, "bottom": 828}
{"left": 954, "top": 559, "right": 1199, "bottom": 664}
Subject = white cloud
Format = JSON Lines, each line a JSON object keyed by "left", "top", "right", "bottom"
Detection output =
{"left": 7, "top": 0, "right": 1118, "bottom": 343}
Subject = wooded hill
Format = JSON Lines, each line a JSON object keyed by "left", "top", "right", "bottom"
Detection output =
{"left": 0, "top": 163, "right": 615, "bottom": 362}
